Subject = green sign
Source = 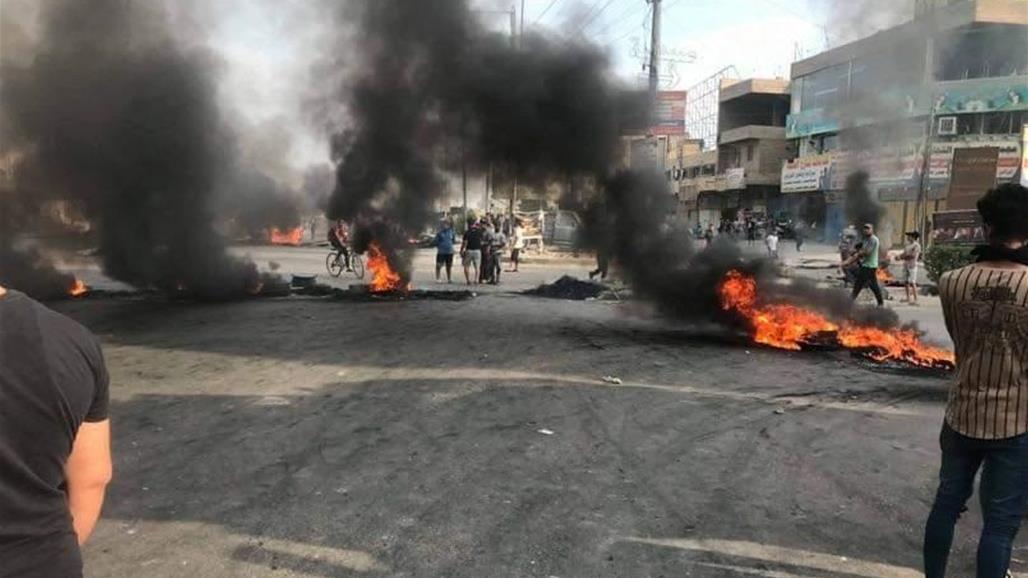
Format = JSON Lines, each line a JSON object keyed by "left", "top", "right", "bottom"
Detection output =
{"left": 934, "top": 76, "right": 1028, "bottom": 115}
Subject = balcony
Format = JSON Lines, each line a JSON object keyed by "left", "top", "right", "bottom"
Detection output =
{"left": 719, "top": 125, "right": 787, "bottom": 145}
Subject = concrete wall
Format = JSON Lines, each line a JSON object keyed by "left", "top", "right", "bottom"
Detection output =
{"left": 718, "top": 138, "right": 792, "bottom": 186}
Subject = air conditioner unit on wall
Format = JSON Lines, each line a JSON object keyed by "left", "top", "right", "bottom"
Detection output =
{"left": 937, "top": 116, "right": 957, "bottom": 136}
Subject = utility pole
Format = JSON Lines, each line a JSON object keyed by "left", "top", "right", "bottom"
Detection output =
{"left": 647, "top": 0, "right": 661, "bottom": 104}
{"left": 510, "top": 6, "right": 517, "bottom": 47}
{"left": 510, "top": 3, "right": 520, "bottom": 218}
{"left": 461, "top": 137, "right": 468, "bottom": 230}
{"left": 520, "top": 0, "right": 525, "bottom": 40}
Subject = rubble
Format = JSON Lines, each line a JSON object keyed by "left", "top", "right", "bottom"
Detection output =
{"left": 524, "top": 275, "right": 612, "bottom": 300}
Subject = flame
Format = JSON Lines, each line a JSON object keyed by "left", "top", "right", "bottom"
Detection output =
{"left": 270, "top": 227, "right": 303, "bottom": 246}
{"left": 876, "top": 268, "right": 894, "bottom": 283}
{"left": 838, "top": 326, "right": 955, "bottom": 367}
{"left": 719, "top": 271, "right": 838, "bottom": 350}
{"left": 366, "top": 242, "right": 406, "bottom": 292}
{"left": 68, "top": 278, "right": 88, "bottom": 297}
{"left": 719, "top": 270, "right": 954, "bottom": 368}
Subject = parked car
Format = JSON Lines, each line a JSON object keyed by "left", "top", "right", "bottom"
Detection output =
{"left": 543, "top": 210, "right": 582, "bottom": 247}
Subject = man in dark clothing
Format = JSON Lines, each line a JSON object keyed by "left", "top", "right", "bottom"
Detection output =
{"left": 0, "top": 286, "right": 113, "bottom": 578}
{"left": 460, "top": 220, "right": 484, "bottom": 285}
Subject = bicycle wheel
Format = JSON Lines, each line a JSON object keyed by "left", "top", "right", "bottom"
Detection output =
{"left": 326, "top": 252, "right": 344, "bottom": 277}
{"left": 351, "top": 254, "right": 365, "bottom": 279}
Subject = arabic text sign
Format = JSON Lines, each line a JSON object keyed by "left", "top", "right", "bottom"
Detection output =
{"left": 781, "top": 154, "right": 832, "bottom": 193}
{"left": 651, "top": 91, "right": 687, "bottom": 136}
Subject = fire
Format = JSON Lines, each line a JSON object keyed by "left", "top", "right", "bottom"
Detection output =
{"left": 719, "top": 270, "right": 954, "bottom": 368}
{"left": 68, "top": 278, "right": 88, "bottom": 298}
{"left": 719, "top": 271, "right": 838, "bottom": 350}
{"left": 876, "top": 268, "right": 895, "bottom": 283}
{"left": 270, "top": 227, "right": 303, "bottom": 246}
{"left": 838, "top": 326, "right": 955, "bottom": 367}
{"left": 366, "top": 242, "right": 406, "bottom": 292}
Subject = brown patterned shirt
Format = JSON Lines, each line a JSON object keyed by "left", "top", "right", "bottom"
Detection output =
{"left": 940, "top": 263, "right": 1028, "bottom": 439}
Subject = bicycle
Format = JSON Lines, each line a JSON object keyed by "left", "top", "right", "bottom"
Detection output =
{"left": 326, "top": 248, "right": 364, "bottom": 279}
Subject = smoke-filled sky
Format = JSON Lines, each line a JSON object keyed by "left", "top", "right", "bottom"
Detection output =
{"left": 191, "top": 0, "right": 907, "bottom": 174}
{"left": 2, "top": 0, "right": 911, "bottom": 187}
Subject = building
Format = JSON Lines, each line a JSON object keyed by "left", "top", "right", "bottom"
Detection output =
{"left": 716, "top": 78, "right": 794, "bottom": 221}
{"left": 784, "top": 0, "right": 1028, "bottom": 246}
{"left": 670, "top": 79, "right": 791, "bottom": 228}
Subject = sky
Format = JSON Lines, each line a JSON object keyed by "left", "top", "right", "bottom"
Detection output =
{"left": 204, "top": 0, "right": 883, "bottom": 174}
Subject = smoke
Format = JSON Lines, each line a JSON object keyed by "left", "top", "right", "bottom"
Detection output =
{"left": 843, "top": 171, "right": 886, "bottom": 229}
{"left": 819, "top": 0, "right": 914, "bottom": 47}
{"left": 595, "top": 171, "right": 898, "bottom": 330}
{"left": 324, "top": 0, "right": 647, "bottom": 280}
{"left": 0, "top": 0, "right": 299, "bottom": 299}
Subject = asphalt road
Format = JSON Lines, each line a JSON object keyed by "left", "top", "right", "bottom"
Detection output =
{"left": 47, "top": 285, "right": 1025, "bottom": 577}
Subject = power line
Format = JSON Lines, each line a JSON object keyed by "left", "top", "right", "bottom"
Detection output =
{"left": 592, "top": 0, "right": 649, "bottom": 39}
{"left": 579, "top": 0, "right": 621, "bottom": 33}
{"left": 533, "top": 0, "right": 561, "bottom": 25}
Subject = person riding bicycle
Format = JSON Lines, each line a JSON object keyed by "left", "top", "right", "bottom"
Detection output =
{"left": 328, "top": 220, "right": 352, "bottom": 271}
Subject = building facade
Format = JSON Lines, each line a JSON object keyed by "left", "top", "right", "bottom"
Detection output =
{"left": 784, "top": 0, "right": 1027, "bottom": 246}
{"left": 670, "top": 79, "right": 792, "bottom": 228}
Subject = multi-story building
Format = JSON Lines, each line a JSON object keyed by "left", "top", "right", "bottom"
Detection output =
{"left": 671, "top": 78, "right": 791, "bottom": 228}
{"left": 716, "top": 78, "right": 794, "bottom": 221}
{"left": 784, "top": 0, "right": 1027, "bottom": 246}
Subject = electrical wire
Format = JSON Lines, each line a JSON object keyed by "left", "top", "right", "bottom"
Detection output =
{"left": 533, "top": 0, "right": 562, "bottom": 25}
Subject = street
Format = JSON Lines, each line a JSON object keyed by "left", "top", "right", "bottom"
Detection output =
{"left": 44, "top": 246, "right": 1021, "bottom": 577}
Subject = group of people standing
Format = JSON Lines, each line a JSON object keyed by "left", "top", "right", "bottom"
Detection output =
{"left": 434, "top": 214, "right": 524, "bottom": 286}
{"left": 839, "top": 225, "right": 922, "bottom": 307}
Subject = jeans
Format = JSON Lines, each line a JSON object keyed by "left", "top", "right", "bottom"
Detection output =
{"left": 851, "top": 266, "right": 884, "bottom": 306}
{"left": 924, "top": 423, "right": 1028, "bottom": 578}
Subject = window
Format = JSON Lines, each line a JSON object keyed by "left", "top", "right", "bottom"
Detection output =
{"left": 799, "top": 64, "right": 849, "bottom": 111}
{"left": 746, "top": 144, "right": 754, "bottom": 162}
{"left": 936, "top": 26, "right": 1028, "bottom": 81}
{"left": 983, "top": 112, "right": 1022, "bottom": 135}
{"left": 956, "top": 114, "right": 981, "bottom": 135}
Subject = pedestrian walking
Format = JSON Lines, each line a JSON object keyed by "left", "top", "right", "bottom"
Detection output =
{"left": 841, "top": 223, "right": 885, "bottom": 306}
{"left": 703, "top": 223, "right": 715, "bottom": 247}
{"left": 508, "top": 220, "right": 524, "bottom": 272}
{"left": 434, "top": 219, "right": 456, "bottom": 283}
{"left": 794, "top": 221, "right": 806, "bottom": 252}
{"left": 746, "top": 219, "right": 756, "bottom": 246}
{"left": 0, "top": 285, "right": 113, "bottom": 578}
{"left": 460, "top": 219, "right": 484, "bottom": 285}
{"left": 765, "top": 228, "right": 779, "bottom": 259}
{"left": 901, "top": 231, "right": 922, "bottom": 305}
{"left": 924, "top": 183, "right": 1028, "bottom": 578}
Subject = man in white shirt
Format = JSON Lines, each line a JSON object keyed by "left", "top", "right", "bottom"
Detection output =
{"left": 765, "top": 229, "right": 780, "bottom": 259}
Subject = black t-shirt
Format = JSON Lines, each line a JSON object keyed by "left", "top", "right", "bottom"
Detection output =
{"left": 464, "top": 227, "right": 484, "bottom": 251}
{"left": 0, "top": 290, "right": 110, "bottom": 578}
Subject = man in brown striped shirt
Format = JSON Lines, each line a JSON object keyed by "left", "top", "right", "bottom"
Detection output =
{"left": 924, "top": 183, "right": 1028, "bottom": 578}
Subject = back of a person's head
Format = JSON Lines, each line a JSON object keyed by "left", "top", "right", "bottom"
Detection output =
{"left": 977, "top": 183, "right": 1028, "bottom": 242}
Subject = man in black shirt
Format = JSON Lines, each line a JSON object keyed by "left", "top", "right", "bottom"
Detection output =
{"left": 0, "top": 285, "right": 113, "bottom": 578}
{"left": 460, "top": 220, "right": 484, "bottom": 285}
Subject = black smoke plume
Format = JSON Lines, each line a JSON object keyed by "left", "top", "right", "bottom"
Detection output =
{"left": 843, "top": 170, "right": 886, "bottom": 229}
{"left": 597, "top": 171, "right": 898, "bottom": 331}
{"left": 326, "top": 0, "right": 647, "bottom": 281}
{"left": 1, "top": 0, "right": 289, "bottom": 299}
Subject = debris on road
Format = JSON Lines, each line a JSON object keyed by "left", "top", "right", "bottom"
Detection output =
{"left": 601, "top": 375, "right": 623, "bottom": 385}
{"left": 524, "top": 275, "right": 609, "bottom": 300}
{"left": 537, "top": 428, "right": 555, "bottom": 436}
